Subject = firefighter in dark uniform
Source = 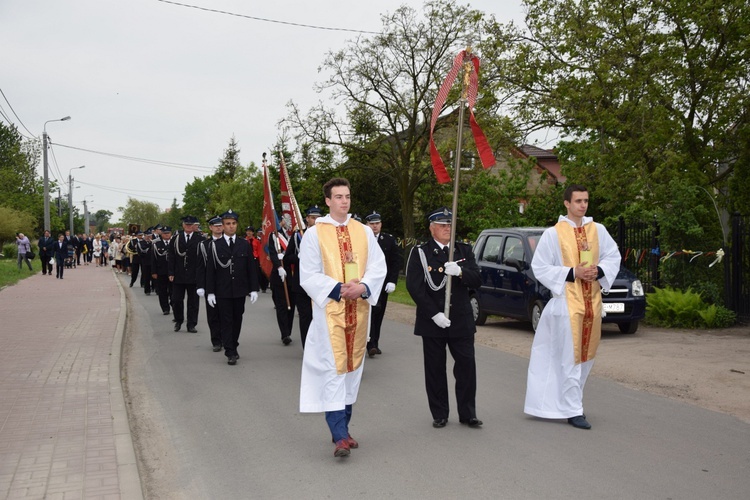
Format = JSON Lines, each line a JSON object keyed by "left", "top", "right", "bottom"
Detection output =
{"left": 127, "top": 231, "right": 145, "bottom": 288}
{"left": 204, "top": 210, "right": 259, "bottom": 365}
{"left": 196, "top": 215, "right": 225, "bottom": 352}
{"left": 406, "top": 207, "right": 483, "bottom": 429}
{"left": 151, "top": 226, "right": 173, "bottom": 315}
{"left": 365, "top": 210, "right": 403, "bottom": 357}
{"left": 168, "top": 215, "right": 204, "bottom": 333}
{"left": 282, "top": 205, "right": 321, "bottom": 348}
{"left": 269, "top": 220, "right": 294, "bottom": 345}
{"left": 140, "top": 229, "right": 154, "bottom": 295}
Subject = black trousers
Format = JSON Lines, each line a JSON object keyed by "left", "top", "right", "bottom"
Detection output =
{"left": 55, "top": 256, "right": 64, "bottom": 278}
{"left": 140, "top": 264, "right": 152, "bottom": 293}
{"left": 271, "top": 282, "right": 294, "bottom": 339}
{"left": 130, "top": 260, "right": 140, "bottom": 286}
{"left": 367, "top": 290, "right": 389, "bottom": 351}
{"left": 172, "top": 282, "right": 198, "bottom": 327}
{"left": 41, "top": 255, "right": 53, "bottom": 275}
{"left": 217, "top": 296, "right": 246, "bottom": 357}
{"left": 292, "top": 290, "right": 313, "bottom": 348}
{"left": 155, "top": 274, "right": 171, "bottom": 313}
{"left": 205, "top": 297, "right": 222, "bottom": 347}
{"left": 421, "top": 335, "right": 477, "bottom": 422}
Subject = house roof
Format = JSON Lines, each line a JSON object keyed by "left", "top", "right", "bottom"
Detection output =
{"left": 516, "top": 144, "right": 566, "bottom": 183}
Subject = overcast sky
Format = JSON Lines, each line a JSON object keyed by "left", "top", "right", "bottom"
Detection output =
{"left": 1, "top": 0, "right": 528, "bottom": 221}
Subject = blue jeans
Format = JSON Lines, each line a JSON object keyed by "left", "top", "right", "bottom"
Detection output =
{"left": 325, "top": 405, "right": 352, "bottom": 442}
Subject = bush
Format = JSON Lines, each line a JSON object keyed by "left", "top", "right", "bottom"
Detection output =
{"left": 2, "top": 243, "right": 17, "bottom": 259}
{"left": 646, "top": 286, "right": 736, "bottom": 328}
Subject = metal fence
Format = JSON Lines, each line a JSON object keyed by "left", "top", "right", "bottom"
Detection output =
{"left": 611, "top": 214, "right": 749, "bottom": 322}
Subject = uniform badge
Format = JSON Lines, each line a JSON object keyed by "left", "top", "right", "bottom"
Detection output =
{"left": 438, "top": 266, "right": 444, "bottom": 273}
{"left": 428, "top": 266, "right": 432, "bottom": 271}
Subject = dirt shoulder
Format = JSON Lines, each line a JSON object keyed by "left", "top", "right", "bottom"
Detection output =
{"left": 386, "top": 303, "right": 750, "bottom": 424}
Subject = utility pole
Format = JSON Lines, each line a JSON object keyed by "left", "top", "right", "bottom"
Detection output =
{"left": 42, "top": 116, "right": 71, "bottom": 231}
{"left": 68, "top": 165, "right": 85, "bottom": 236}
{"left": 84, "top": 200, "right": 89, "bottom": 235}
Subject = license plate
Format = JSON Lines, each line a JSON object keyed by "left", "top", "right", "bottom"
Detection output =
{"left": 603, "top": 303, "right": 625, "bottom": 313}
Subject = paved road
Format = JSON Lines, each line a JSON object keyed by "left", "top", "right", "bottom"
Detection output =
{"left": 122, "top": 275, "right": 750, "bottom": 499}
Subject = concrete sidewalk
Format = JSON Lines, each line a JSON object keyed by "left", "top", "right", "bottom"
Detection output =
{"left": 0, "top": 262, "right": 142, "bottom": 499}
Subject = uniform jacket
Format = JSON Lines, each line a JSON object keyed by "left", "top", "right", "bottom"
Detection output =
{"left": 195, "top": 237, "right": 219, "bottom": 290}
{"left": 268, "top": 231, "right": 289, "bottom": 287}
{"left": 167, "top": 231, "right": 204, "bottom": 284}
{"left": 133, "top": 238, "right": 152, "bottom": 265}
{"left": 53, "top": 240, "right": 68, "bottom": 260}
{"left": 150, "top": 238, "right": 170, "bottom": 276}
{"left": 38, "top": 236, "right": 56, "bottom": 258}
{"left": 406, "top": 239, "right": 481, "bottom": 338}
{"left": 282, "top": 230, "right": 305, "bottom": 293}
{"left": 205, "top": 236, "right": 259, "bottom": 298}
{"left": 375, "top": 232, "right": 403, "bottom": 289}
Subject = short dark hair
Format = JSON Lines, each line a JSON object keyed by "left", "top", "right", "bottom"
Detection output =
{"left": 323, "top": 177, "right": 351, "bottom": 199}
{"left": 564, "top": 184, "right": 588, "bottom": 202}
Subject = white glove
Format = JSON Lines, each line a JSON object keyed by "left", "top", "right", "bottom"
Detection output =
{"left": 384, "top": 282, "right": 396, "bottom": 294}
{"left": 431, "top": 312, "right": 451, "bottom": 328}
{"left": 207, "top": 294, "right": 216, "bottom": 308}
{"left": 277, "top": 253, "right": 285, "bottom": 261}
{"left": 277, "top": 267, "right": 287, "bottom": 282}
{"left": 197, "top": 288, "right": 205, "bottom": 298}
{"left": 249, "top": 291, "right": 258, "bottom": 304}
{"left": 444, "top": 261, "right": 462, "bottom": 276}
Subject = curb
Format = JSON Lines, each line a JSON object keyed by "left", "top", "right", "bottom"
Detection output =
{"left": 110, "top": 272, "right": 145, "bottom": 499}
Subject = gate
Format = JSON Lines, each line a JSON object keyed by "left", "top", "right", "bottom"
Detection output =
{"left": 613, "top": 216, "right": 660, "bottom": 292}
{"left": 730, "top": 213, "right": 750, "bottom": 321}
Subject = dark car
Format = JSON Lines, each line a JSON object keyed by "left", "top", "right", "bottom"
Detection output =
{"left": 470, "top": 227, "right": 646, "bottom": 333}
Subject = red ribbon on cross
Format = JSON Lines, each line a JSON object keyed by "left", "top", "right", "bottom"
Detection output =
{"left": 429, "top": 50, "right": 495, "bottom": 184}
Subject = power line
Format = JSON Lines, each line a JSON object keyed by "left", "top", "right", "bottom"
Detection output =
{"left": 51, "top": 142, "right": 215, "bottom": 171}
{"left": 48, "top": 145, "right": 65, "bottom": 185}
{"left": 156, "top": 0, "right": 379, "bottom": 35}
{"left": 76, "top": 180, "right": 181, "bottom": 202}
{"left": 0, "top": 87, "right": 36, "bottom": 138}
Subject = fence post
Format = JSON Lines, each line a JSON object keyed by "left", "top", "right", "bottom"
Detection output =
{"left": 736, "top": 212, "right": 743, "bottom": 313}
{"left": 617, "top": 216, "right": 625, "bottom": 263}
{"left": 651, "top": 215, "right": 660, "bottom": 290}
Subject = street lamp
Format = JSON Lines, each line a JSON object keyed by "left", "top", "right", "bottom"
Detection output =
{"left": 69, "top": 165, "right": 85, "bottom": 236}
{"left": 43, "top": 116, "right": 71, "bottom": 231}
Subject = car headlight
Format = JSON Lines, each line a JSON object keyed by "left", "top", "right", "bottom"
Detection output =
{"left": 632, "top": 280, "right": 644, "bottom": 297}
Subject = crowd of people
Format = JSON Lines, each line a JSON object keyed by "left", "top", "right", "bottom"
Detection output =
{"left": 15, "top": 182, "right": 617, "bottom": 457}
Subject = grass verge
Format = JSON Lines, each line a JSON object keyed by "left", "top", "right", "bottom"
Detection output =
{"left": 0, "top": 257, "right": 38, "bottom": 288}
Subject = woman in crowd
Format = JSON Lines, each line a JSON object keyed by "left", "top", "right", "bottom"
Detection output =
{"left": 93, "top": 234, "right": 103, "bottom": 266}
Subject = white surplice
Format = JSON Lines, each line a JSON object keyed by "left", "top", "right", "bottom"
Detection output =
{"left": 298, "top": 214, "right": 386, "bottom": 413}
{"left": 524, "top": 216, "right": 621, "bottom": 419}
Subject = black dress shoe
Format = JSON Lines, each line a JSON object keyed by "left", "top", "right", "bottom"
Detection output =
{"left": 282, "top": 336, "right": 292, "bottom": 345}
{"left": 162, "top": 311, "right": 170, "bottom": 315}
{"left": 368, "top": 347, "right": 377, "bottom": 358}
{"left": 129, "top": 283, "right": 133, "bottom": 288}
{"left": 460, "top": 418, "right": 483, "bottom": 428}
{"left": 174, "top": 323, "right": 182, "bottom": 332}
{"left": 432, "top": 418, "right": 448, "bottom": 428}
{"left": 212, "top": 345, "right": 222, "bottom": 352}
{"left": 227, "top": 356, "right": 238, "bottom": 365}
{"left": 187, "top": 327, "right": 197, "bottom": 333}
{"left": 567, "top": 415, "right": 591, "bottom": 429}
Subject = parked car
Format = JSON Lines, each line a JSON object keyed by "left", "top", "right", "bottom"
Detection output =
{"left": 470, "top": 227, "right": 646, "bottom": 333}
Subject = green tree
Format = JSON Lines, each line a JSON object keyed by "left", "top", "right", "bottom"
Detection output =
{"left": 0, "top": 121, "right": 42, "bottom": 221}
{"left": 211, "top": 163, "right": 264, "bottom": 229}
{"left": 482, "top": 0, "right": 750, "bottom": 214}
{"left": 92, "top": 209, "right": 113, "bottom": 233}
{"left": 215, "top": 136, "right": 242, "bottom": 183}
{"left": 163, "top": 197, "right": 183, "bottom": 230}
{"left": 0, "top": 206, "right": 36, "bottom": 244}
{"left": 285, "top": 0, "right": 509, "bottom": 239}
{"left": 119, "top": 198, "right": 161, "bottom": 229}
{"left": 182, "top": 175, "right": 218, "bottom": 223}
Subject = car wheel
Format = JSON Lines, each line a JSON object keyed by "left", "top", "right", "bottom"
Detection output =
{"left": 618, "top": 321, "right": 638, "bottom": 334}
{"left": 470, "top": 293, "right": 487, "bottom": 326}
{"left": 531, "top": 300, "right": 544, "bottom": 332}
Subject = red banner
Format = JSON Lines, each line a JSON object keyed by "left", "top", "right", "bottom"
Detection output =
{"left": 259, "top": 162, "right": 277, "bottom": 280}
{"left": 429, "top": 50, "right": 495, "bottom": 184}
{"left": 279, "top": 155, "right": 304, "bottom": 233}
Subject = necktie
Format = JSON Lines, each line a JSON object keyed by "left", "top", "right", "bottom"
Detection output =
{"left": 229, "top": 237, "right": 235, "bottom": 251}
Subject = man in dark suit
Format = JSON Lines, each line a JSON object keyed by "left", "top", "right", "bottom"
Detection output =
{"left": 168, "top": 215, "right": 204, "bottom": 333}
{"left": 204, "top": 210, "right": 259, "bottom": 365}
{"left": 127, "top": 231, "right": 145, "bottom": 288}
{"left": 135, "top": 230, "right": 153, "bottom": 295}
{"left": 151, "top": 226, "right": 172, "bottom": 315}
{"left": 53, "top": 233, "right": 67, "bottom": 279}
{"left": 365, "top": 210, "right": 403, "bottom": 357}
{"left": 196, "top": 215, "right": 225, "bottom": 352}
{"left": 38, "top": 230, "right": 56, "bottom": 276}
{"left": 282, "top": 205, "right": 321, "bottom": 348}
{"left": 406, "top": 207, "right": 483, "bottom": 429}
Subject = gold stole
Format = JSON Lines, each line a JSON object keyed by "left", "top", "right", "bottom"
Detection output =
{"left": 556, "top": 220, "right": 602, "bottom": 364}
{"left": 316, "top": 220, "right": 371, "bottom": 375}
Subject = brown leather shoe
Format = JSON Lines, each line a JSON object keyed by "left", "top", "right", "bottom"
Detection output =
{"left": 334, "top": 439, "right": 350, "bottom": 457}
{"left": 368, "top": 348, "right": 377, "bottom": 358}
{"left": 331, "top": 434, "right": 358, "bottom": 448}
